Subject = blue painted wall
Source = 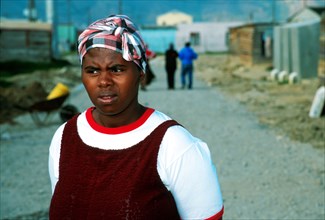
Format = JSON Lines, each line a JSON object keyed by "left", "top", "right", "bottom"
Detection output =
{"left": 140, "top": 27, "right": 177, "bottom": 53}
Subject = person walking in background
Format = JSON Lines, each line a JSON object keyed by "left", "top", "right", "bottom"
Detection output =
{"left": 165, "top": 43, "right": 178, "bottom": 90}
{"left": 178, "top": 42, "right": 198, "bottom": 89}
{"left": 49, "top": 15, "right": 223, "bottom": 219}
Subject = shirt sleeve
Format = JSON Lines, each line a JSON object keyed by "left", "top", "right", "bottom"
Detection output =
{"left": 48, "top": 123, "right": 66, "bottom": 194}
{"left": 191, "top": 49, "right": 198, "bottom": 60}
{"left": 178, "top": 49, "right": 184, "bottom": 60}
{"left": 158, "top": 126, "right": 223, "bottom": 219}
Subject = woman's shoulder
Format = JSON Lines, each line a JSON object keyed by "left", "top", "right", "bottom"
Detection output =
{"left": 150, "top": 109, "right": 172, "bottom": 122}
{"left": 152, "top": 111, "right": 202, "bottom": 154}
{"left": 150, "top": 110, "right": 194, "bottom": 139}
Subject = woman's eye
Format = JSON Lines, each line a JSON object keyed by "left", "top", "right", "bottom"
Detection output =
{"left": 111, "top": 67, "right": 124, "bottom": 73}
{"left": 86, "top": 69, "right": 99, "bottom": 74}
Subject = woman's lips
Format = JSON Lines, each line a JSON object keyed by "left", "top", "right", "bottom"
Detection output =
{"left": 98, "top": 92, "right": 117, "bottom": 104}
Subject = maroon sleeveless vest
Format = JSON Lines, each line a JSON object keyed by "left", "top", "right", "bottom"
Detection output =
{"left": 49, "top": 115, "right": 181, "bottom": 219}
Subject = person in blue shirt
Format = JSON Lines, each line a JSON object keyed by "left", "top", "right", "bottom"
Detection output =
{"left": 178, "top": 42, "right": 198, "bottom": 89}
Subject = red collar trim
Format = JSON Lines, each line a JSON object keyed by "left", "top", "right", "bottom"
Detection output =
{"left": 86, "top": 107, "right": 154, "bottom": 134}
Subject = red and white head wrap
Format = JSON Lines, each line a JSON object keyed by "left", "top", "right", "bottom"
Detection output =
{"left": 78, "top": 15, "right": 147, "bottom": 73}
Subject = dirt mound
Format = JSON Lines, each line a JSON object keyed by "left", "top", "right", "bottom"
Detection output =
{"left": 0, "top": 82, "right": 47, "bottom": 124}
{"left": 0, "top": 66, "right": 81, "bottom": 124}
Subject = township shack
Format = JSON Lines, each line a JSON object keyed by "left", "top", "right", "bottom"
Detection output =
{"left": 228, "top": 23, "right": 274, "bottom": 66}
{"left": 0, "top": 20, "right": 52, "bottom": 62}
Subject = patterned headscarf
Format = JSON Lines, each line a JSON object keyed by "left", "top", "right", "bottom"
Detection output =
{"left": 77, "top": 15, "right": 147, "bottom": 73}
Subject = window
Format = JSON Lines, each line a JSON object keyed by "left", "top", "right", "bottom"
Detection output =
{"left": 190, "top": 32, "right": 200, "bottom": 46}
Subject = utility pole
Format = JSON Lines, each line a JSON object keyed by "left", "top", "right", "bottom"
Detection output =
{"left": 67, "top": 0, "right": 71, "bottom": 44}
{"left": 88, "top": 10, "right": 92, "bottom": 25}
{"left": 28, "top": 0, "right": 37, "bottom": 21}
{"left": 272, "top": 0, "right": 276, "bottom": 25}
{"left": 46, "top": 0, "right": 53, "bottom": 23}
{"left": 118, "top": 0, "right": 122, "bottom": 14}
{"left": 46, "top": 0, "right": 60, "bottom": 59}
{"left": 249, "top": 11, "right": 254, "bottom": 23}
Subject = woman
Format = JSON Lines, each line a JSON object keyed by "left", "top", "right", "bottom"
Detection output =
{"left": 49, "top": 15, "right": 223, "bottom": 219}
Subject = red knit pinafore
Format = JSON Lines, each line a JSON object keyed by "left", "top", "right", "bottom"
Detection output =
{"left": 49, "top": 115, "right": 181, "bottom": 219}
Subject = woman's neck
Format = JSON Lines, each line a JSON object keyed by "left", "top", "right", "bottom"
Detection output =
{"left": 93, "top": 104, "right": 146, "bottom": 128}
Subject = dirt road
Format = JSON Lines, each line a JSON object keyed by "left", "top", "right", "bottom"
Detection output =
{"left": 0, "top": 56, "right": 324, "bottom": 219}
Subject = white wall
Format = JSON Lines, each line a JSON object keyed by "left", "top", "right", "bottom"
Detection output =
{"left": 175, "top": 22, "right": 243, "bottom": 52}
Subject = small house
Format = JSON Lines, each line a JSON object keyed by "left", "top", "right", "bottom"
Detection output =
{"left": 157, "top": 11, "right": 193, "bottom": 26}
{"left": 0, "top": 20, "right": 52, "bottom": 62}
{"left": 228, "top": 23, "right": 274, "bottom": 66}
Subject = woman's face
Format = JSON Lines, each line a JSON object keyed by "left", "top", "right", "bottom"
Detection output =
{"left": 82, "top": 48, "right": 143, "bottom": 117}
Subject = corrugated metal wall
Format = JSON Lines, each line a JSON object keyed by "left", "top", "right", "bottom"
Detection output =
{"left": 0, "top": 29, "right": 51, "bottom": 62}
{"left": 273, "top": 20, "right": 320, "bottom": 78}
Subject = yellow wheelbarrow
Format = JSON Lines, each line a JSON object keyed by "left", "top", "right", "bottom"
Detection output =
{"left": 28, "top": 83, "right": 71, "bottom": 126}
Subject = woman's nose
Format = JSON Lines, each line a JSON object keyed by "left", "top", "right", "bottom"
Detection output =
{"left": 98, "top": 72, "right": 113, "bottom": 87}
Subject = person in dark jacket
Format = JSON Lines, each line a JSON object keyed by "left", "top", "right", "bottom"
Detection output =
{"left": 178, "top": 42, "right": 198, "bottom": 89}
{"left": 165, "top": 43, "right": 178, "bottom": 89}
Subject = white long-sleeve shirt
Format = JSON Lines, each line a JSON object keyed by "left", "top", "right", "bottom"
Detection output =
{"left": 49, "top": 107, "right": 223, "bottom": 219}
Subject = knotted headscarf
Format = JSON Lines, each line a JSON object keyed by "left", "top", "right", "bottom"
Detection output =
{"left": 77, "top": 15, "right": 147, "bottom": 73}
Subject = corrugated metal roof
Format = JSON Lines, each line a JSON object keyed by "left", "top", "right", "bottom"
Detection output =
{"left": 287, "top": 8, "right": 321, "bottom": 23}
{"left": 228, "top": 22, "right": 275, "bottom": 30}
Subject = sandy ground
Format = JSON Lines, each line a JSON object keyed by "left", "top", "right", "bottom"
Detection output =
{"left": 0, "top": 54, "right": 324, "bottom": 219}
{"left": 195, "top": 54, "right": 325, "bottom": 150}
